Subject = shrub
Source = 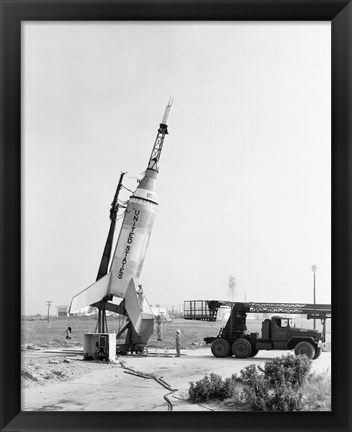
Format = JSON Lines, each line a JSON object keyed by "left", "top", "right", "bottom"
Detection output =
{"left": 189, "top": 373, "right": 238, "bottom": 403}
{"left": 239, "top": 364, "right": 261, "bottom": 387}
{"left": 238, "top": 354, "right": 312, "bottom": 411}
{"left": 241, "top": 375, "right": 303, "bottom": 411}
{"left": 188, "top": 354, "right": 314, "bottom": 411}
{"left": 260, "top": 353, "right": 311, "bottom": 387}
{"left": 239, "top": 354, "right": 311, "bottom": 388}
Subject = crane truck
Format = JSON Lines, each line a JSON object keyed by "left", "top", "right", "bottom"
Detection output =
{"left": 184, "top": 300, "right": 331, "bottom": 360}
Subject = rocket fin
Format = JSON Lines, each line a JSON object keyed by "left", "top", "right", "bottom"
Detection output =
{"left": 125, "top": 278, "right": 154, "bottom": 336}
{"left": 69, "top": 273, "right": 111, "bottom": 314}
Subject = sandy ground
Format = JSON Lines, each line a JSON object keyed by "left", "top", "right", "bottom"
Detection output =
{"left": 21, "top": 345, "right": 331, "bottom": 412}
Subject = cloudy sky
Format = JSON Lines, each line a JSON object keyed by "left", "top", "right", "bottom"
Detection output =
{"left": 22, "top": 22, "right": 331, "bottom": 315}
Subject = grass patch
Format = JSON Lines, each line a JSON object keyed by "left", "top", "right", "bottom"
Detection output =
{"left": 21, "top": 317, "right": 219, "bottom": 349}
{"left": 301, "top": 370, "right": 331, "bottom": 411}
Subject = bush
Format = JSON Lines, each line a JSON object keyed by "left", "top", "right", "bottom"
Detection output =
{"left": 260, "top": 354, "right": 312, "bottom": 387}
{"left": 189, "top": 373, "right": 238, "bottom": 403}
{"left": 239, "top": 354, "right": 311, "bottom": 388}
{"left": 241, "top": 375, "right": 303, "bottom": 411}
{"left": 238, "top": 354, "right": 312, "bottom": 411}
{"left": 188, "top": 354, "right": 314, "bottom": 411}
{"left": 238, "top": 364, "right": 260, "bottom": 387}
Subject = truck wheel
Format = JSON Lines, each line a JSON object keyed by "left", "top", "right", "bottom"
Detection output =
{"left": 294, "top": 341, "right": 315, "bottom": 359}
{"left": 232, "top": 339, "right": 252, "bottom": 358}
{"left": 313, "top": 347, "right": 322, "bottom": 360}
{"left": 211, "top": 339, "right": 230, "bottom": 357}
{"left": 249, "top": 346, "right": 259, "bottom": 357}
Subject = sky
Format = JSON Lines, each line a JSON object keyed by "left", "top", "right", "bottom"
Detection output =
{"left": 22, "top": 22, "right": 331, "bottom": 315}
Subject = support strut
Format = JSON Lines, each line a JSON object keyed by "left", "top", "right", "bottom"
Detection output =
{"left": 92, "top": 172, "right": 126, "bottom": 334}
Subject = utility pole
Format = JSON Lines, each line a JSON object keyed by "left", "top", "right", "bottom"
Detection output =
{"left": 46, "top": 301, "right": 52, "bottom": 323}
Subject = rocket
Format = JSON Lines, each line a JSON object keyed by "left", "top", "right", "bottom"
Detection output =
{"left": 69, "top": 99, "right": 173, "bottom": 338}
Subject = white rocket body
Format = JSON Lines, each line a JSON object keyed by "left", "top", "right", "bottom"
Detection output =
{"left": 107, "top": 169, "right": 158, "bottom": 298}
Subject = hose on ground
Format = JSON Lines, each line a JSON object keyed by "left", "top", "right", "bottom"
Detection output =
{"left": 119, "top": 360, "right": 177, "bottom": 410}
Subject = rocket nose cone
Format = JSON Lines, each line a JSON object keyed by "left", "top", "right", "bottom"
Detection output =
{"left": 162, "top": 98, "right": 173, "bottom": 125}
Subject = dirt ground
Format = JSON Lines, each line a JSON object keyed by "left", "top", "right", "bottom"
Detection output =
{"left": 21, "top": 345, "right": 331, "bottom": 412}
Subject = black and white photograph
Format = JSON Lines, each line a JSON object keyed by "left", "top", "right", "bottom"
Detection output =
{"left": 19, "top": 20, "right": 334, "bottom": 413}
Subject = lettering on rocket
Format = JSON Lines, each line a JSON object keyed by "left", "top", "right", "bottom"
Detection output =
{"left": 118, "top": 209, "right": 140, "bottom": 279}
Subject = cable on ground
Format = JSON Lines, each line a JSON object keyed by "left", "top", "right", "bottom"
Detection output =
{"left": 119, "top": 360, "right": 178, "bottom": 411}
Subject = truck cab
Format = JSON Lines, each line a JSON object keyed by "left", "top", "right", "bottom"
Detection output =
{"left": 258, "top": 315, "right": 322, "bottom": 357}
{"left": 271, "top": 316, "right": 293, "bottom": 347}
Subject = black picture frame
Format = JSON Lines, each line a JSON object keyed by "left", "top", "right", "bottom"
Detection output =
{"left": 1, "top": 1, "right": 351, "bottom": 431}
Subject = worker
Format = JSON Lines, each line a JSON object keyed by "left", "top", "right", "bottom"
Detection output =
{"left": 65, "top": 326, "right": 72, "bottom": 340}
{"left": 175, "top": 329, "right": 181, "bottom": 357}
{"left": 156, "top": 316, "right": 162, "bottom": 342}
{"left": 137, "top": 284, "right": 144, "bottom": 311}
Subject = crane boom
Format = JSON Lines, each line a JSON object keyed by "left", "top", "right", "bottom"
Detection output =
{"left": 184, "top": 300, "right": 331, "bottom": 322}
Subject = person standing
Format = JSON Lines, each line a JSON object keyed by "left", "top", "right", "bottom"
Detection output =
{"left": 156, "top": 316, "right": 162, "bottom": 342}
{"left": 137, "top": 285, "right": 144, "bottom": 311}
{"left": 175, "top": 329, "right": 181, "bottom": 357}
{"left": 155, "top": 316, "right": 167, "bottom": 356}
{"left": 65, "top": 326, "right": 72, "bottom": 340}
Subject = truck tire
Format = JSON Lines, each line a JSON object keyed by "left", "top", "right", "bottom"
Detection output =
{"left": 294, "top": 341, "right": 315, "bottom": 359}
{"left": 232, "top": 338, "right": 252, "bottom": 358}
{"left": 211, "top": 339, "right": 230, "bottom": 357}
{"left": 313, "top": 347, "right": 322, "bottom": 360}
{"left": 249, "top": 346, "right": 259, "bottom": 357}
